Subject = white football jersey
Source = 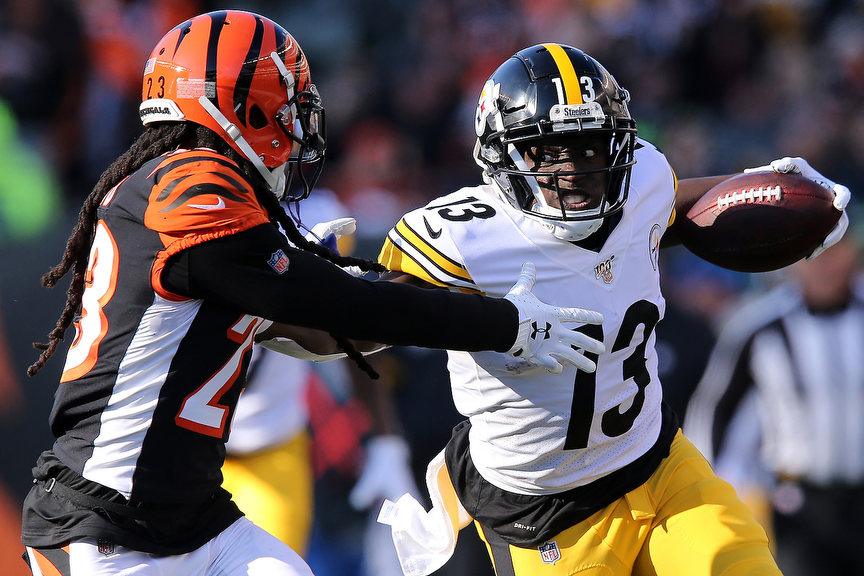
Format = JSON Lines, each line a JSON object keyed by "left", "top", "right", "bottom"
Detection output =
{"left": 379, "top": 139, "right": 677, "bottom": 495}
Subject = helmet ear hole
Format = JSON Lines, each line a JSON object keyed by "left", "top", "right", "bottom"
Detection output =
{"left": 249, "top": 105, "right": 268, "bottom": 129}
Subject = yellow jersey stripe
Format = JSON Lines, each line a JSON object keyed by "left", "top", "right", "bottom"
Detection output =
{"left": 544, "top": 43, "right": 582, "bottom": 104}
{"left": 378, "top": 239, "right": 451, "bottom": 288}
{"left": 668, "top": 167, "right": 679, "bottom": 227}
{"left": 393, "top": 220, "right": 474, "bottom": 283}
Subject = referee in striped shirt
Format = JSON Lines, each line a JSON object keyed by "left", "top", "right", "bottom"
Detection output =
{"left": 685, "top": 225, "right": 864, "bottom": 576}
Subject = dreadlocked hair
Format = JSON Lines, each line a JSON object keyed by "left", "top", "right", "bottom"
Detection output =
{"left": 28, "top": 123, "right": 195, "bottom": 377}
{"left": 192, "top": 127, "right": 385, "bottom": 379}
{"left": 30, "top": 123, "right": 385, "bottom": 380}
{"left": 220, "top": 137, "right": 386, "bottom": 380}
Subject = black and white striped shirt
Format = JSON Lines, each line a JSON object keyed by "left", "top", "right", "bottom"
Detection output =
{"left": 685, "top": 280, "right": 864, "bottom": 488}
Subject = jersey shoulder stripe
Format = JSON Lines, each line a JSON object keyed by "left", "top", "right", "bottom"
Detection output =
{"left": 393, "top": 218, "right": 473, "bottom": 282}
{"left": 143, "top": 149, "right": 269, "bottom": 243}
{"left": 669, "top": 165, "right": 679, "bottom": 227}
{"left": 378, "top": 236, "right": 452, "bottom": 288}
{"left": 379, "top": 210, "right": 479, "bottom": 292}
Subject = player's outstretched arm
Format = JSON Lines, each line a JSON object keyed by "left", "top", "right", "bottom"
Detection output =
{"left": 503, "top": 262, "right": 605, "bottom": 374}
{"left": 383, "top": 263, "right": 605, "bottom": 374}
{"left": 258, "top": 262, "right": 605, "bottom": 373}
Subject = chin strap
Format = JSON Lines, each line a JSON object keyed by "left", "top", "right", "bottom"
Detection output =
{"left": 197, "top": 96, "right": 287, "bottom": 197}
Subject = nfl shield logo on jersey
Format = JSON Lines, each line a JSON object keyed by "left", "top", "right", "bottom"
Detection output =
{"left": 97, "top": 538, "right": 115, "bottom": 556}
{"left": 268, "top": 249, "right": 291, "bottom": 274}
{"left": 538, "top": 541, "right": 561, "bottom": 565}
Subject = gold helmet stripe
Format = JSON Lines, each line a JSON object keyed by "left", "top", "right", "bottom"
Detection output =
{"left": 543, "top": 43, "right": 583, "bottom": 105}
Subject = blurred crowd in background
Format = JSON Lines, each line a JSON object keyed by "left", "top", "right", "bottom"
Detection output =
{"left": 1, "top": 1, "right": 863, "bottom": 575}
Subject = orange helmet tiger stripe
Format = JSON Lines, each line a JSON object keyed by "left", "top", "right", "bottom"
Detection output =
{"left": 140, "top": 11, "right": 325, "bottom": 198}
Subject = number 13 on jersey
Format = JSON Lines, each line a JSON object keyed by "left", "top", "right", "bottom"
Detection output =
{"left": 565, "top": 300, "right": 659, "bottom": 449}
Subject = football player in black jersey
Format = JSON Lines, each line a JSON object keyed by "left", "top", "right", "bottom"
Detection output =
{"left": 20, "top": 12, "right": 607, "bottom": 576}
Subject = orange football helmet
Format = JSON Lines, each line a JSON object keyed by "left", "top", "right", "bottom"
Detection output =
{"left": 140, "top": 10, "right": 325, "bottom": 198}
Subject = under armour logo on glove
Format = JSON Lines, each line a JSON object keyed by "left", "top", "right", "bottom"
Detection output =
{"left": 531, "top": 321, "right": 552, "bottom": 340}
{"left": 504, "top": 262, "right": 605, "bottom": 374}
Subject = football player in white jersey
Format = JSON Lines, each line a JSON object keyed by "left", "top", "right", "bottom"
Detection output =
{"left": 376, "top": 43, "right": 851, "bottom": 576}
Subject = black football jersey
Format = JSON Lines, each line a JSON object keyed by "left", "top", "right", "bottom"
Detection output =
{"left": 24, "top": 147, "right": 520, "bottom": 552}
{"left": 45, "top": 147, "right": 518, "bottom": 505}
{"left": 50, "top": 148, "right": 273, "bottom": 503}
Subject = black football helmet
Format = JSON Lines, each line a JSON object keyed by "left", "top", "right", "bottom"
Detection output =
{"left": 474, "top": 43, "right": 637, "bottom": 241}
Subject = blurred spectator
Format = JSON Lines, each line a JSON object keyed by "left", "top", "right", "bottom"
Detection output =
{"left": 321, "top": 118, "right": 429, "bottom": 249}
{"left": 0, "top": 295, "right": 23, "bottom": 418}
{"left": 76, "top": 0, "right": 202, "bottom": 192}
{"left": 685, "top": 224, "right": 864, "bottom": 576}
{"left": 654, "top": 297, "right": 716, "bottom": 422}
{"left": 655, "top": 247, "right": 748, "bottom": 424}
{"left": 662, "top": 246, "right": 752, "bottom": 328}
{"left": 0, "top": 100, "right": 63, "bottom": 244}
{"left": 0, "top": 0, "right": 85, "bottom": 199}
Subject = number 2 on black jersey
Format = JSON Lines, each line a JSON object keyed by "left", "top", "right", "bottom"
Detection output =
{"left": 564, "top": 299, "right": 660, "bottom": 449}
{"left": 176, "top": 315, "right": 264, "bottom": 438}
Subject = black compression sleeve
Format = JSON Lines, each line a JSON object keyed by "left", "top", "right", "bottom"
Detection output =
{"left": 161, "top": 224, "right": 518, "bottom": 352}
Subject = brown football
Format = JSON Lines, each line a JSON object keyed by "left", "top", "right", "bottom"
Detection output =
{"left": 678, "top": 171, "right": 840, "bottom": 272}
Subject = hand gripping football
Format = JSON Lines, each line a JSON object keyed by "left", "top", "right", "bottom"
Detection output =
{"left": 679, "top": 171, "right": 841, "bottom": 272}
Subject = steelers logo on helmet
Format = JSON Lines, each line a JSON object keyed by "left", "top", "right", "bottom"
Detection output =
{"left": 139, "top": 10, "right": 326, "bottom": 200}
{"left": 473, "top": 43, "right": 637, "bottom": 242}
{"left": 475, "top": 79, "right": 502, "bottom": 138}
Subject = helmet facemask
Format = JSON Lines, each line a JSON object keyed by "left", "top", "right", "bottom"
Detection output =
{"left": 272, "top": 60, "right": 327, "bottom": 201}
{"left": 474, "top": 43, "right": 637, "bottom": 242}
{"left": 139, "top": 11, "right": 327, "bottom": 201}
{"left": 499, "top": 127, "right": 635, "bottom": 241}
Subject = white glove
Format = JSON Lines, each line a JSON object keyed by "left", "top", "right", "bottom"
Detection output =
{"left": 350, "top": 435, "right": 419, "bottom": 510}
{"left": 744, "top": 156, "right": 851, "bottom": 259}
{"left": 504, "top": 262, "right": 605, "bottom": 374}
{"left": 303, "top": 217, "right": 367, "bottom": 276}
{"left": 303, "top": 217, "right": 357, "bottom": 247}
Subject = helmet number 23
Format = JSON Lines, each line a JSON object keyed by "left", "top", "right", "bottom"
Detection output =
{"left": 145, "top": 75, "right": 166, "bottom": 99}
{"left": 564, "top": 299, "right": 660, "bottom": 449}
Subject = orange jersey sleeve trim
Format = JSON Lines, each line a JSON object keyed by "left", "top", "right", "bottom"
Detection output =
{"left": 151, "top": 213, "right": 271, "bottom": 301}
{"left": 144, "top": 150, "right": 273, "bottom": 301}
